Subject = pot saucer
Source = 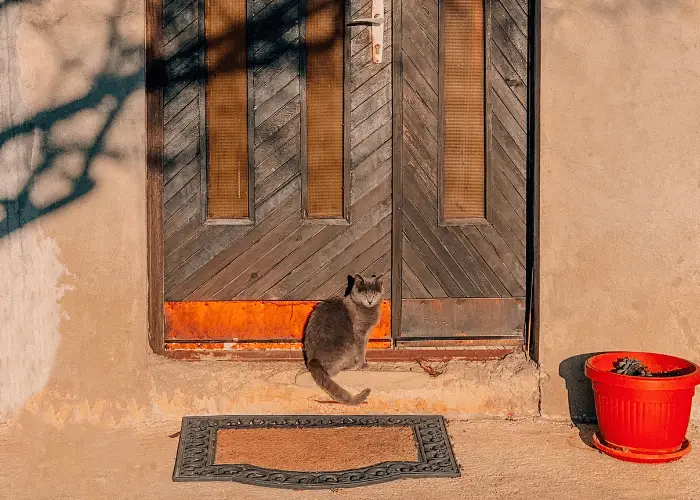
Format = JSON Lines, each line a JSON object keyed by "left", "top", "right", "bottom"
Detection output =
{"left": 592, "top": 432, "right": 691, "bottom": 463}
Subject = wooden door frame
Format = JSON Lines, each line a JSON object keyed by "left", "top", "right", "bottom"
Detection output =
{"left": 145, "top": 0, "right": 541, "bottom": 361}
{"left": 146, "top": 0, "right": 165, "bottom": 355}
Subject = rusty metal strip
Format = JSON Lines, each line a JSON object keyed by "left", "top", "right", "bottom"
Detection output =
{"left": 165, "top": 300, "right": 391, "bottom": 341}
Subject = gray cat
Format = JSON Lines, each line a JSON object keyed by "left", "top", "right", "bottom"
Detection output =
{"left": 303, "top": 274, "right": 384, "bottom": 405}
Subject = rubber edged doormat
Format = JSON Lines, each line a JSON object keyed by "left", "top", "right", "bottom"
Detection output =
{"left": 172, "top": 415, "right": 460, "bottom": 489}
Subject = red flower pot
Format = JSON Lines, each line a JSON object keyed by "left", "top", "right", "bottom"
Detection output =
{"left": 585, "top": 352, "right": 700, "bottom": 463}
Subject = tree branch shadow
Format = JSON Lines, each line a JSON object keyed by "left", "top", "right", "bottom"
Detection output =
{"left": 0, "top": 0, "right": 344, "bottom": 238}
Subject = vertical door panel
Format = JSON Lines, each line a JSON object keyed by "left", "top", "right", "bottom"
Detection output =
{"left": 162, "top": 0, "right": 393, "bottom": 344}
{"left": 395, "top": 0, "right": 528, "bottom": 339}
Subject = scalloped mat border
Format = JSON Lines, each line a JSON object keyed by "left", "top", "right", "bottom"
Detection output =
{"left": 172, "top": 415, "right": 461, "bottom": 489}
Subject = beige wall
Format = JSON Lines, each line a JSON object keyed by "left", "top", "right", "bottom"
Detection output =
{"left": 539, "top": 0, "right": 700, "bottom": 419}
{"left": 1, "top": 0, "right": 699, "bottom": 427}
{"left": 0, "top": 0, "right": 153, "bottom": 423}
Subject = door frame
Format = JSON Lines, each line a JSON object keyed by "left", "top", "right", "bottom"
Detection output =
{"left": 145, "top": 0, "right": 541, "bottom": 361}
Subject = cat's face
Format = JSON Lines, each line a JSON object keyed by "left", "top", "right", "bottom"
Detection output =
{"left": 350, "top": 274, "right": 384, "bottom": 307}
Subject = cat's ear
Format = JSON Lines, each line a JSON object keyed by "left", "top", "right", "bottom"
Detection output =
{"left": 374, "top": 273, "right": 384, "bottom": 289}
{"left": 354, "top": 274, "right": 364, "bottom": 286}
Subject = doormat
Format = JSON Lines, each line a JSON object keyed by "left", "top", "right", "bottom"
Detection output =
{"left": 172, "top": 415, "right": 460, "bottom": 489}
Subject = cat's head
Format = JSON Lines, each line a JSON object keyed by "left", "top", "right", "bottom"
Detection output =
{"left": 349, "top": 274, "right": 384, "bottom": 307}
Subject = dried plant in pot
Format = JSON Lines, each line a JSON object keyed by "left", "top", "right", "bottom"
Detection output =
{"left": 584, "top": 352, "right": 700, "bottom": 463}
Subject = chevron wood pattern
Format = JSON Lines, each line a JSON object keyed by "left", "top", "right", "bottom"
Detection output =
{"left": 398, "top": 0, "right": 527, "bottom": 305}
{"left": 162, "top": 0, "right": 393, "bottom": 302}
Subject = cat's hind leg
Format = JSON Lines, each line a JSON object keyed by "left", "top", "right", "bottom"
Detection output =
{"left": 354, "top": 354, "right": 370, "bottom": 370}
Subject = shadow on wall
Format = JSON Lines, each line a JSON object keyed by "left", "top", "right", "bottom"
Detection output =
{"left": 0, "top": 0, "right": 343, "bottom": 238}
{"left": 0, "top": 0, "right": 477, "bottom": 240}
{"left": 558, "top": 352, "right": 605, "bottom": 423}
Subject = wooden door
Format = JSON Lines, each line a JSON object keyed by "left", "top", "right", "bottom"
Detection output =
{"left": 158, "top": 0, "right": 530, "bottom": 349}
{"left": 392, "top": 0, "right": 528, "bottom": 342}
{"left": 161, "top": 0, "right": 394, "bottom": 348}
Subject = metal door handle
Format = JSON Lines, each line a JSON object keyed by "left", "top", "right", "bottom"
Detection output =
{"left": 346, "top": 0, "right": 384, "bottom": 63}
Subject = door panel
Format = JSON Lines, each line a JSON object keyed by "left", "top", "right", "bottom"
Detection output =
{"left": 162, "top": 0, "right": 393, "bottom": 312}
{"left": 400, "top": 298, "right": 525, "bottom": 339}
{"left": 395, "top": 0, "right": 527, "bottom": 339}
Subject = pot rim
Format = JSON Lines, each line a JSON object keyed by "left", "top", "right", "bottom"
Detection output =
{"left": 585, "top": 351, "right": 700, "bottom": 391}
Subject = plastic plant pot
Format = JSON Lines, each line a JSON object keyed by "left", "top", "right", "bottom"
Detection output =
{"left": 584, "top": 352, "right": 700, "bottom": 463}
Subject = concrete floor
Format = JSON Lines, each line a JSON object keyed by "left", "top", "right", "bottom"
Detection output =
{"left": 2, "top": 418, "right": 699, "bottom": 500}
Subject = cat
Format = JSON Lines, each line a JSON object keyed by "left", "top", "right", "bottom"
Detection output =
{"left": 302, "top": 274, "right": 384, "bottom": 405}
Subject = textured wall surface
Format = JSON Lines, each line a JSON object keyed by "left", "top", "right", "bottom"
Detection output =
{"left": 539, "top": 0, "right": 700, "bottom": 419}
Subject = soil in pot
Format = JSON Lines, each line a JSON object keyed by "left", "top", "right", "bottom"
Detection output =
{"left": 612, "top": 357, "right": 692, "bottom": 378}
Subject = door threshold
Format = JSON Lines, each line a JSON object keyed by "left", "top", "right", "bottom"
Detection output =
{"left": 162, "top": 340, "right": 521, "bottom": 362}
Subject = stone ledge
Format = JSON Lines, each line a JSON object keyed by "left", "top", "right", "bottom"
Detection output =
{"left": 294, "top": 366, "right": 432, "bottom": 391}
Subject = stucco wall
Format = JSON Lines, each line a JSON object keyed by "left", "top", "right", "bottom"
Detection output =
{"left": 539, "top": 0, "right": 700, "bottom": 419}
{"left": 0, "top": 0, "right": 153, "bottom": 423}
{"left": 2, "top": 0, "right": 700, "bottom": 427}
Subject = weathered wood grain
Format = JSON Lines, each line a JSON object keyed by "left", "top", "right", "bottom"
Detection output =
{"left": 147, "top": 0, "right": 165, "bottom": 353}
{"left": 267, "top": 197, "right": 392, "bottom": 298}
{"left": 401, "top": 238, "right": 447, "bottom": 298}
{"left": 491, "top": 0, "right": 527, "bottom": 58}
{"left": 491, "top": 59, "right": 526, "bottom": 122}
{"left": 350, "top": 101, "right": 392, "bottom": 146}
{"left": 254, "top": 77, "right": 300, "bottom": 126}
{"left": 163, "top": 1, "right": 196, "bottom": 43}
{"left": 492, "top": 114, "right": 526, "bottom": 173}
{"left": 350, "top": 158, "right": 391, "bottom": 205}
{"left": 499, "top": 0, "right": 527, "bottom": 35}
{"left": 164, "top": 191, "right": 200, "bottom": 239}
{"left": 164, "top": 82, "right": 198, "bottom": 123}
{"left": 491, "top": 18, "right": 526, "bottom": 81}
{"left": 255, "top": 134, "right": 300, "bottom": 183}
{"left": 351, "top": 84, "right": 392, "bottom": 130}
{"left": 294, "top": 214, "right": 391, "bottom": 298}
{"left": 220, "top": 222, "right": 329, "bottom": 298}
{"left": 401, "top": 298, "right": 526, "bottom": 338}
{"left": 403, "top": 167, "right": 505, "bottom": 296}
{"left": 490, "top": 42, "right": 527, "bottom": 106}
{"left": 166, "top": 185, "right": 299, "bottom": 298}
{"left": 192, "top": 212, "right": 302, "bottom": 299}
{"left": 163, "top": 19, "right": 197, "bottom": 59}
{"left": 393, "top": 0, "right": 528, "bottom": 340}
{"left": 164, "top": 154, "right": 198, "bottom": 196}
{"left": 162, "top": 0, "right": 393, "bottom": 304}
{"left": 164, "top": 174, "right": 200, "bottom": 219}
{"left": 162, "top": 215, "right": 202, "bottom": 260}
{"left": 315, "top": 233, "right": 392, "bottom": 299}
{"left": 253, "top": 97, "right": 300, "bottom": 147}
{"left": 490, "top": 87, "right": 526, "bottom": 153}
{"left": 249, "top": 224, "right": 346, "bottom": 298}
{"left": 164, "top": 0, "right": 194, "bottom": 25}
{"left": 403, "top": 181, "right": 480, "bottom": 296}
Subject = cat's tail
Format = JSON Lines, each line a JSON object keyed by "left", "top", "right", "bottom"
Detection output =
{"left": 307, "top": 359, "right": 370, "bottom": 405}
